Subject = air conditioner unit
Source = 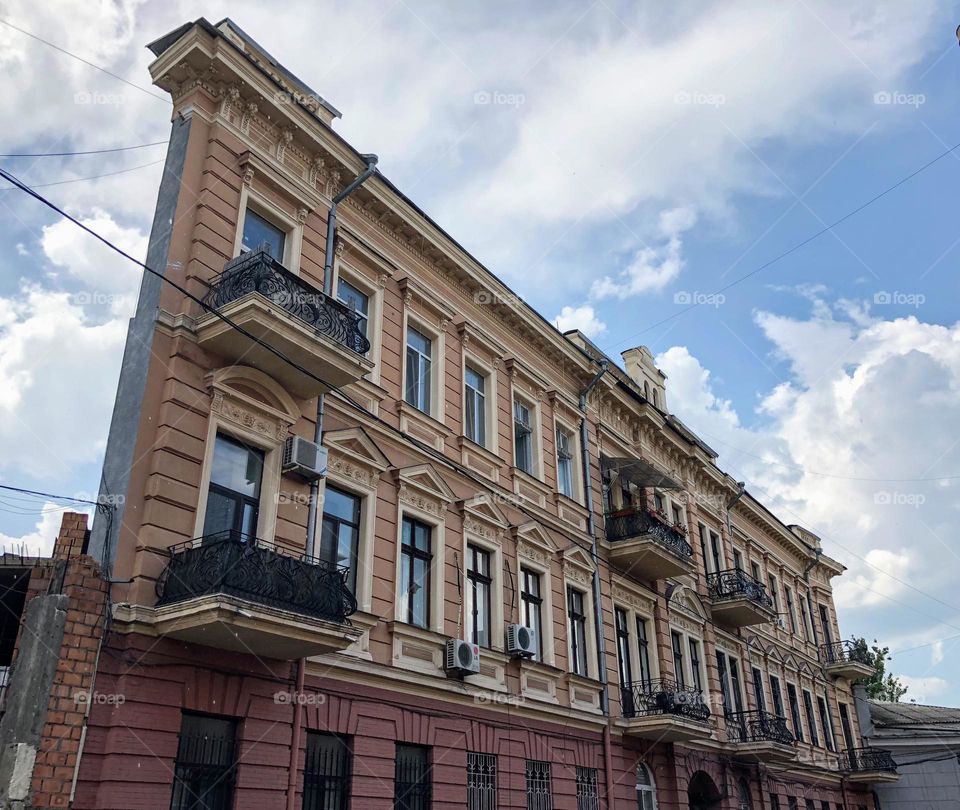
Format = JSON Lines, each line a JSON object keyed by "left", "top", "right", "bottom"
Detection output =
{"left": 445, "top": 639, "right": 480, "bottom": 676}
{"left": 506, "top": 624, "right": 537, "bottom": 658}
{"left": 777, "top": 616, "right": 787, "bottom": 630}
{"left": 282, "top": 436, "right": 328, "bottom": 481}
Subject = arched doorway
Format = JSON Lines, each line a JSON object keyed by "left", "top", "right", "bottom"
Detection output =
{"left": 687, "top": 771, "right": 722, "bottom": 809}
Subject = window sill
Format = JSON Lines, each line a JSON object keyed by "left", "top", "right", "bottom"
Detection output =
{"left": 457, "top": 435, "right": 504, "bottom": 483}
{"left": 511, "top": 467, "right": 552, "bottom": 509}
{"left": 395, "top": 400, "right": 452, "bottom": 451}
{"left": 552, "top": 491, "right": 588, "bottom": 531}
{"left": 563, "top": 672, "right": 603, "bottom": 714}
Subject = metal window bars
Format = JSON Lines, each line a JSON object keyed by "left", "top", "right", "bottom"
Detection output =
{"left": 467, "top": 752, "right": 497, "bottom": 810}
{"left": 575, "top": 767, "right": 600, "bottom": 810}
{"left": 169, "top": 714, "right": 238, "bottom": 810}
{"left": 394, "top": 744, "right": 431, "bottom": 810}
{"left": 525, "top": 759, "right": 553, "bottom": 810}
{"left": 303, "top": 732, "right": 351, "bottom": 810}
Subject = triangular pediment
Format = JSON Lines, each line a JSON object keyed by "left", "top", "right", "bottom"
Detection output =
{"left": 766, "top": 645, "right": 784, "bottom": 663}
{"left": 668, "top": 585, "right": 708, "bottom": 622}
{"left": 396, "top": 463, "right": 456, "bottom": 505}
{"left": 562, "top": 544, "right": 596, "bottom": 573}
{"left": 512, "top": 522, "right": 560, "bottom": 555}
{"left": 324, "top": 427, "right": 390, "bottom": 470}
{"left": 783, "top": 654, "right": 798, "bottom": 671}
{"left": 459, "top": 494, "right": 509, "bottom": 529}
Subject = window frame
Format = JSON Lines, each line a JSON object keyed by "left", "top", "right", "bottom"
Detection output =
{"left": 464, "top": 364, "right": 489, "bottom": 449}
{"left": 232, "top": 189, "right": 303, "bottom": 273}
{"left": 787, "top": 682, "right": 805, "bottom": 742}
{"left": 202, "top": 431, "right": 265, "bottom": 540}
{"left": 333, "top": 264, "right": 382, "bottom": 382}
{"left": 520, "top": 566, "right": 545, "bottom": 661}
{"left": 394, "top": 743, "right": 431, "bottom": 810}
{"left": 466, "top": 543, "right": 493, "bottom": 648}
{"left": 467, "top": 751, "right": 497, "bottom": 810}
{"left": 319, "top": 483, "right": 362, "bottom": 593}
{"left": 525, "top": 759, "right": 552, "bottom": 810}
{"left": 803, "top": 689, "right": 821, "bottom": 747}
{"left": 635, "top": 763, "right": 658, "bottom": 810}
{"left": 513, "top": 395, "right": 540, "bottom": 477}
{"left": 567, "top": 586, "right": 589, "bottom": 677}
{"left": 303, "top": 731, "right": 351, "bottom": 810}
{"left": 553, "top": 417, "right": 582, "bottom": 502}
{"left": 575, "top": 766, "right": 599, "bottom": 810}
{"left": 169, "top": 712, "right": 238, "bottom": 810}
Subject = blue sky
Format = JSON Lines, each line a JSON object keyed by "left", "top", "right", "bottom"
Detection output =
{"left": 1, "top": 0, "right": 959, "bottom": 704}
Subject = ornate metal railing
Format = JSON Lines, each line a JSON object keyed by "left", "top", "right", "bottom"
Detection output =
{"left": 706, "top": 569, "right": 774, "bottom": 610}
{"left": 821, "top": 639, "right": 874, "bottom": 668}
{"left": 203, "top": 248, "right": 370, "bottom": 356}
{"left": 725, "top": 710, "right": 795, "bottom": 746}
{"left": 840, "top": 747, "right": 897, "bottom": 773}
{"left": 156, "top": 530, "right": 358, "bottom": 623}
{"left": 621, "top": 678, "right": 711, "bottom": 723}
{"left": 604, "top": 508, "right": 694, "bottom": 560}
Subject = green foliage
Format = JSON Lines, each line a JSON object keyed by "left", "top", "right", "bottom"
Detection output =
{"left": 852, "top": 637, "right": 908, "bottom": 702}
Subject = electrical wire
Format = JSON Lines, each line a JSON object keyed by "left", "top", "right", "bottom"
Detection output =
{"left": 604, "top": 136, "right": 960, "bottom": 351}
{"left": 0, "top": 483, "right": 107, "bottom": 508}
{"left": 0, "top": 158, "right": 165, "bottom": 191}
{"left": 0, "top": 141, "right": 167, "bottom": 158}
{"left": 0, "top": 18, "right": 169, "bottom": 104}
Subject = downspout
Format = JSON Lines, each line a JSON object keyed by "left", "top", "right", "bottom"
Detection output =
{"left": 578, "top": 360, "right": 611, "bottom": 806}
{"left": 803, "top": 548, "right": 821, "bottom": 648}
{"left": 290, "top": 156, "right": 377, "bottom": 810}
{"left": 305, "top": 153, "right": 378, "bottom": 556}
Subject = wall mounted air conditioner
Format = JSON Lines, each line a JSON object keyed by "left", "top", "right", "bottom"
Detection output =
{"left": 445, "top": 639, "right": 480, "bottom": 676}
{"left": 506, "top": 624, "right": 537, "bottom": 658}
{"left": 282, "top": 436, "right": 328, "bottom": 481}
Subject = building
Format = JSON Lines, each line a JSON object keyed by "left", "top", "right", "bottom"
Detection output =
{"left": 854, "top": 695, "right": 960, "bottom": 809}
{"left": 0, "top": 17, "right": 901, "bottom": 810}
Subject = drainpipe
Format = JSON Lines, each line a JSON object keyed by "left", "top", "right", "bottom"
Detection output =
{"left": 578, "top": 360, "right": 612, "bottom": 806}
{"left": 304, "top": 154, "right": 378, "bottom": 556}
{"left": 803, "top": 549, "right": 821, "bottom": 648}
{"left": 285, "top": 658, "right": 306, "bottom": 810}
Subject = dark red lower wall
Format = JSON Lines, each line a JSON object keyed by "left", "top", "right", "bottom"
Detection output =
{"left": 73, "top": 632, "right": 875, "bottom": 810}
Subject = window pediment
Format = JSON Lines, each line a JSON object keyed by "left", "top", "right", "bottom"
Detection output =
{"left": 395, "top": 464, "right": 455, "bottom": 516}
{"left": 459, "top": 495, "right": 508, "bottom": 543}
{"left": 324, "top": 427, "right": 389, "bottom": 492}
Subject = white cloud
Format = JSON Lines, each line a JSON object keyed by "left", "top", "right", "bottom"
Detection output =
{"left": 931, "top": 639, "right": 945, "bottom": 666}
{"left": 590, "top": 206, "right": 697, "bottom": 299}
{"left": 0, "top": 503, "right": 68, "bottom": 557}
{"left": 898, "top": 675, "right": 950, "bottom": 703}
{"left": 554, "top": 304, "right": 607, "bottom": 338}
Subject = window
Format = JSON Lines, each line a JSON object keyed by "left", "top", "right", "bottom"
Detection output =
{"left": 467, "top": 752, "right": 496, "bottom": 810}
{"left": 785, "top": 586, "right": 797, "bottom": 634}
{"left": 466, "top": 544, "right": 492, "bottom": 647}
{"left": 615, "top": 608, "right": 633, "bottom": 687}
{"left": 337, "top": 279, "right": 370, "bottom": 344}
{"left": 799, "top": 597, "right": 811, "bottom": 641}
{"left": 821, "top": 802, "right": 830, "bottom": 810}
{"left": 750, "top": 561, "right": 762, "bottom": 582}
{"left": 653, "top": 492, "right": 665, "bottom": 513}
{"left": 203, "top": 433, "right": 264, "bottom": 538}
{"left": 804, "top": 690, "right": 820, "bottom": 747}
{"left": 737, "top": 778, "right": 753, "bottom": 810}
{"left": 752, "top": 667, "right": 766, "bottom": 713}
{"left": 394, "top": 744, "right": 430, "bottom": 810}
{"left": 818, "top": 695, "right": 835, "bottom": 751}
{"left": 556, "top": 426, "right": 575, "bottom": 498}
{"left": 320, "top": 486, "right": 361, "bottom": 591}
{"left": 525, "top": 760, "right": 552, "bottom": 810}
{"left": 520, "top": 568, "right": 543, "bottom": 660}
{"left": 819, "top": 604, "right": 834, "bottom": 646}
{"left": 636, "top": 764, "right": 658, "bottom": 810}
{"left": 465, "top": 367, "right": 487, "bottom": 446}
{"left": 671, "top": 503, "right": 684, "bottom": 528}
{"left": 787, "top": 684, "right": 804, "bottom": 742}
{"left": 710, "top": 531, "right": 723, "bottom": 573}
{"left": 805, "top": 801, "right": 816, "bottom": 810}
{"left": 514, "top": 399, "right": 534, "bottom": 474}
{"left": 697, "top": 524, "right": 709, "bottom": 570}
{"left": 567, "top": 587, "right": 588, "bottom": 676}
{"left": 576, "top": 767, "right": 599, "bottom": 810}
{"left": 770, "top": 797, "right": 781, "bottom": 810}
{"left": 770, "top": 675, "right": 785, "bottom": 718}
{"left": 636, "top": 617, "right": 653, "bottom": 687}
{"left": 733, "top": 549, "right": 743, "bottom": 571}
{"left": 788, "top": 799, "right": 798, "bottom": 810}
{"left": 169, "top": 713, "right": 237, "bottom": 810}
{"left": 671, "top": 632, "right": 685, "bottom": 689}
{"left": 241, "top": 207, "right": 285, "bottom": 260}
{"left": 717, "top": 651, "right": 744, "bottom": 716}
{"left": 768, "top": 575, "right": 779, "bottom": 612}
{"left": 400, "top": 517, "right": 432, "bottom": 628}
{"left": 689, "top": 639, "right": 703, "bottom": 692}
{"left": 405, "top": 327, "right": 433, "bottom": 414}
{"left": 303, "top": 732, "right": 351, "bottom": 810}
{"left": 839, "top": 703, "right": 855, "bottom": 752}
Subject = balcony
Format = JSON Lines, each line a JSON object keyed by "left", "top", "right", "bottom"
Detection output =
{"left": 706, "top": 569, "right": 776, "bottom": 627}
{"left": 196, "top": 249, "right": 374, "bottom": 398}
{"left": 821, "top": 640, "right": 874, "bottom": 681}
{"left": 604, "top": 508, "right": 695, "bottom": 579}
{"left": 725, "top": 710, "right": 797, "bottom": 762}
{"left": 619, "top": 678, "right": 712, "bottom": 742}
{"left": 840, "top": 748, "right": 899, "bottom": 783}
{"left": 154, "top": 530, "right": 358, "bottom": 659}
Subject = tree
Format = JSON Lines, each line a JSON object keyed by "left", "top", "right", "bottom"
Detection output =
{"left": 851, "top": 637, "right": 908, "bottom": 702}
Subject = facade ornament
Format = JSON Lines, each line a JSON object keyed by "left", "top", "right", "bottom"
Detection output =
{"left": 240, "top": 102, "right": 258, "bottom": 134}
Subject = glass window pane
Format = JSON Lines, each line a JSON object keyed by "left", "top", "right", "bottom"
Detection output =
{"left": 241, "top": 208, "right": 286, "bottom": 260}
{"left": 210, "top": 434, "right": 263, "bottom": 497}
{"left": 203, "top": 489, "right": 237, "bottom": 537}
{"left": 324, "top": 486, "right": 359, "bottom": 523}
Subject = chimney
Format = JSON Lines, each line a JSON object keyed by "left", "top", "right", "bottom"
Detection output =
{"left": 52, "top": 512, "right": 90, "bottom": 560}
{"left": 621, "top": 346, "right": 667, "bottom": 411}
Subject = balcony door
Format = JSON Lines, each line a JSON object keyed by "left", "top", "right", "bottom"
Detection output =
{"left": 203, "top": 433, "right": 264, "bottom": 539}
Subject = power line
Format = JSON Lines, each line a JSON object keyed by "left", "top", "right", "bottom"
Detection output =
{"left": 0, "top": 158, "right": 165, "bottom": 191}
{"left": 605, "top": 136, "right": 960, "bottom": 351}
{"left": 0, "top": 18, "right": 169, "bottom": 104}
{"left": 4, "top": 164, "right": 956, "bottom": 647}
{"left": 0, "top": 141, "right": 167, "bottom": 158}
{"left": 0, "top": 483, "right": 105, "bottom": 508}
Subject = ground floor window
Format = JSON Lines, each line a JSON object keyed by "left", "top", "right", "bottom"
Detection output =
{"left": 575, "top": 767, "right": 599, "bottom": 810}
{"left": 303, "top": 732, "right": 351, "bottom": 810}
{"left": 636, "top": 764, "right": 657, "bottom": 810}
{"left": 467, "top": 752, "right": 497, "bottom": 810}
{"left": 394, "top": 744, "right": 430, "bottom": 810}
{"left": 525, "top": 759, "right": 552, "bottom": 810}
{"left": 169, "top": 713, "right": 237, "bottom": 810}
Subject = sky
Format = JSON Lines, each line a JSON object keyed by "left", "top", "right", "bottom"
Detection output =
{"left": 1, "top": 0, "right": 959, "bottom": 705}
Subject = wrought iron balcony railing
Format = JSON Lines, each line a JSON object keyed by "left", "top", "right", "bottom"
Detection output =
{"left": 604, "top": 507, "right": 694, "bottom": 560}
{"left": 203, "top": 249, "right": 370, "bottom": 356}
{"left": 840, "top": 747, "right": 897, "bottom": 773}
{"left": 156, "top": 530, "right": 358, "bottom": 624}
{"left": 620, "top": 678, "right": 711, "bottom": 723}
{"left": 821, "top": 640, "right": 874, "bottom": 668}
{"left": 706, "top": 568, "right": 774, "bottom": 610}
{"left": 725, "top": 710, "right": 795, "bottom": 746}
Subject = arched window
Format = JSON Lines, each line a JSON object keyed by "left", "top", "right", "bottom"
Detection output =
{"left": 737, "top": 777, "right": 753, "bottom": 810}
{"left": 636, "top": 764, "right": 658, "bottom": 810}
